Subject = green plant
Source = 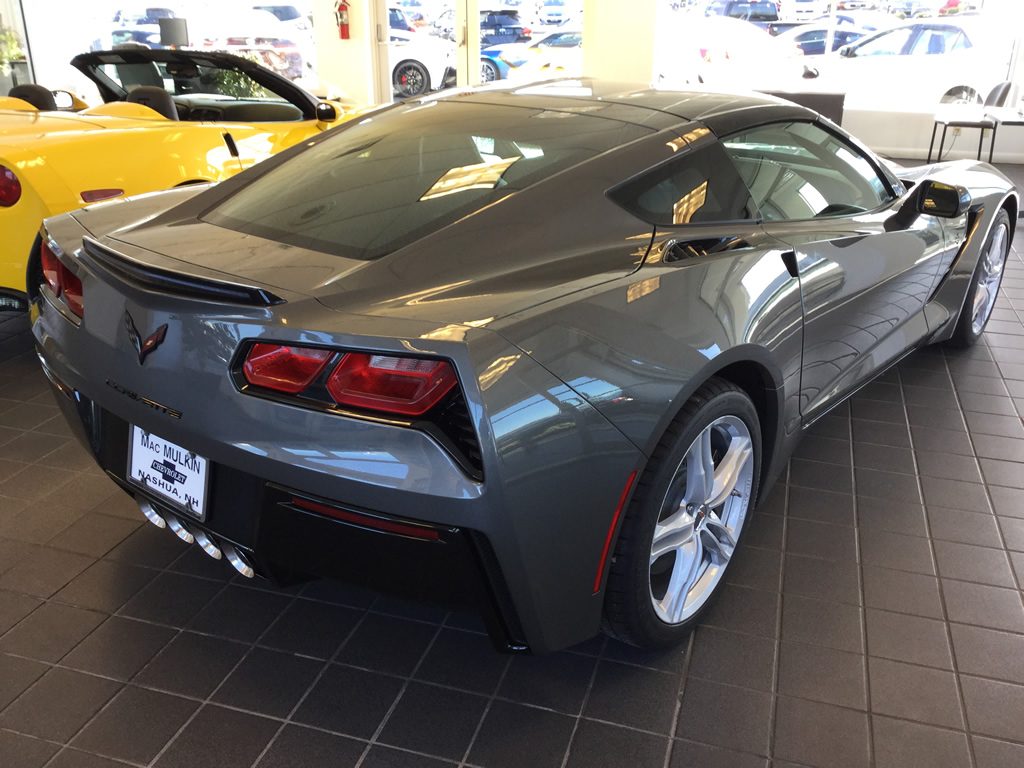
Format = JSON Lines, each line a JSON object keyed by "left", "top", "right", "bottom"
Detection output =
{"left": 0, "top": 26, "right": 25, "bottom": 72}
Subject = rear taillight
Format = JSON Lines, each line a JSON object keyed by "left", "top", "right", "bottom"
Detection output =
{"left": 40, "top": 239, "right": 62, "bottom": 296}
{"left": 241, "top": 343, "right": 458, "bottom": 417}
{"left": 0, "top": 165, "right": 21, "bottom": 207}
{"left": 39, "top": 235, "right": 85, "bottom": 318}
{"left": 61, "top": 268, "right": 84, "bottom": 318}
{"left": 242, "top": 343, "right": 332, "bottom": 394}
{"left": 326, "top": 353, "right": 458, "bottom": 416}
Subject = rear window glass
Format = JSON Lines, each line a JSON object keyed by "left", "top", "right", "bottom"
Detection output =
{"left": 609, "top": 140, "right": 757, "bottom": 226}
{"left": 204, "top": 101, "right": 649, "bottom": 260}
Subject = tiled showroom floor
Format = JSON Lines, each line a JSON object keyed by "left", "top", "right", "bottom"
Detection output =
{"left": 3, "top": 234, "right": 1024, "bottom": 768}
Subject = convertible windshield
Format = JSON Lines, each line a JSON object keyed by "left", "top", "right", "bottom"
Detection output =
{"left": 88, "top": 54, "right": 285, "bottom": 101}
{"left": 204, "top": 101, "right": 649, "bottom": 260}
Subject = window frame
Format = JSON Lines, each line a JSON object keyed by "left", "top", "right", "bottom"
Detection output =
{"left": 718, "top": 119, "right": 902, "bottom": 225}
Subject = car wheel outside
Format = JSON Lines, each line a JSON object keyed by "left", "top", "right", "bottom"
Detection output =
{"left": 948, "top": 208, "right": 1011, "bottom": 347}
{"left": 481, "top": 59, "right": 500, "bottom": 82}
{"left": 940, "top": 86, "right": 980, "bottom": 105}
{"left": 393, "top": 61, "right": 430, "bottom": 98}
{"left": 603, "top": 377, "right": 761, "bottom": 649}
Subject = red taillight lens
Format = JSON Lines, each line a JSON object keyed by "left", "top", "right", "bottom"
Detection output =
{"left": 40, "top": 240, "right": 62, "bottom": 296}
{"left": 39, "top": 237, "right": 84, "bottom": 318}
{"left": 60, "top": 264, "right": 84, "bottom": 317}
{"left": 0, "top": 165, "right": 21, "bottom": 207}
{"left": 243, "top": 343, "right": 332, "bottom": 394}
{"left": 326, "top": 353, "right": 457, "bottom": 416}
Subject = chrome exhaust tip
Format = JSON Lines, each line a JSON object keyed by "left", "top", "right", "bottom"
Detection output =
{"left": 138, "top": 498, "right": 166, "bottom": 529}
{"left": 222, "top": 544, "right": 255, "bottom": 578}
{"left": 193, "top": 529, "right": 222, "bottom": 560}
{"left": 164, "top": 514, "right": 195, "bottom": 545}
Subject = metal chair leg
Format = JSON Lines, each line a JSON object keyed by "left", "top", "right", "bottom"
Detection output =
{"left": 989, "top": 124, "right": 998, "bottom": 164}
{"left": 928, "top": 121, "right": 939, "bottom": 163}
{"left": 978, "top": 126, "right": 985, "bottom": 160}
{"left": 937, "top": 124, "right": 949, "bottom": 163}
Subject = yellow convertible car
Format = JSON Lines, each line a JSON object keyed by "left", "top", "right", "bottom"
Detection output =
{"left": 0, "top": 48, "right": 357, "bottom": 308}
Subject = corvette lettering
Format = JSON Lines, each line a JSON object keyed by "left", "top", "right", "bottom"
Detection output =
{"left": 105, "top": 379, "right": 182, "bottom": 419}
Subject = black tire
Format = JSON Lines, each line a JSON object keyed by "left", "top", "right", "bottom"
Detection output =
{"left": 603, "top": 378, "right": 762, "bottom": 648}
{"left": 481, "top": 59, "right": 500, "bottom": 83}
{"left": 947, "top": 209, "right": 1012, "bottom": 348}
{"left": 393, "top": 60, "right": 430, "bottom": 98}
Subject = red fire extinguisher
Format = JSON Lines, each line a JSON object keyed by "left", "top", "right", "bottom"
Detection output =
{"left": 336, "top": 1, "right": 351, "bottom": 40}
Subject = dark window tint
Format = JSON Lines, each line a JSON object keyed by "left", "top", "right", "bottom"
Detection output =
{"left": 204, "top": 102, "right": 650, "bottom": 260}
{"left": 609, "top": 139, "right": 757, "bottom": 226}
{"left": 722, "top": 122, "right": 894, "bottom": 221}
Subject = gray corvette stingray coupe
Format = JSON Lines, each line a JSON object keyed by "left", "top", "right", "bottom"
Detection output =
{"left": 31, "top": 81, "right": 1016, "bottom": 653}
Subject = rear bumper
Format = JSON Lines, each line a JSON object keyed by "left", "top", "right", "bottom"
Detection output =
{"left": 42, "top": 361, "right": 530, "bottom": 652}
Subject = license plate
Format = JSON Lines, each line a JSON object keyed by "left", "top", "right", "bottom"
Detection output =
{"left": 127, "top": 425, "right": 209, "bottom": 520}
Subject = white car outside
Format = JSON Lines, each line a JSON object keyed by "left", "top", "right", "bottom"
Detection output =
{"left": 390, "top": 29, "right": 455, "bottom": 97}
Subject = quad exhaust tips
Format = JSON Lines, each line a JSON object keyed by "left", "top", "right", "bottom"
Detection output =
{"left": 135, "top": 496, "right": 252, "bottom": 577}
{"left": 138, "top": 498, "right": 166, "bottom": 529}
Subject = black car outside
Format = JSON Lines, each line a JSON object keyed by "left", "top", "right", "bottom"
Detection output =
{"left": 705, "top": 0, "right": 780, "bottom": 23}
{"left": 481, "top": 11, "right": 531, "bottom": 46}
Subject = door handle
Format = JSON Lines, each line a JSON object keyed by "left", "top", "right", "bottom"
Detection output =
{"left": 781, "top": 250, "right": 799, "bottom": 279}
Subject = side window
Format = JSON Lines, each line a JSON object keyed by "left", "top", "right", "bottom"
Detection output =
{"left": 853, "top": 27, "right": 913, "bottom": 56}
{"left": 910, "top": 28, "right": 961, "bottom": 56}
{"left": 609, "top": 141, "right": 757, "bottom": 226}
{"left": 721, "top": 122, "right": 894, "bottom": 222}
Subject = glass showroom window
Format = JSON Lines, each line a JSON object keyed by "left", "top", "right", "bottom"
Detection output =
{"left": 0, "top": 0, "right": 30, "bottom": 94}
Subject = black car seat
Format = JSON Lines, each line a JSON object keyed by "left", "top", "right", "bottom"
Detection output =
{"left": 8, "top": 84, "right": 57, "bottom": 111}
{"left": 126, "top": 86, "right": 178, "bottom": 120}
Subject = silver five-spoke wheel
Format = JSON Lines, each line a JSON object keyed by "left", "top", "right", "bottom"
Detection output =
{"left": 971, "top": 220, "right": 1009, "bottom": 335}
{"left": 649, "top": 415, "right": 754, "bottom": 625}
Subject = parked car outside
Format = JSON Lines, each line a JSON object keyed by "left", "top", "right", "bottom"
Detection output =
{"left": 782, "top": 0, "right": 831, "bottom": 21}
{"left": 390, "top": 29, "right": 454, "bottom": 97}
{"left": 776, "top": 23, "right": 869, "bottom": 54}
{"left": 801, "top": 18, "right": 1010, "bottom": 108}
{"left": 482, "top": 27, "right": 580, "bottom": 81}
{"left": 704, "top": 0, "right": 780, "bottom": 23}
{"left": 30, "top": 81, "right": 1016, "bottom": 652}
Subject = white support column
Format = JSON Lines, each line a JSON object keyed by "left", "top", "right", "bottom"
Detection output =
{"left": 311, "top": 0, "right": 388, "bottom": 106}
{"left": 582, "top": 0, "right": 659, "bottom": 84}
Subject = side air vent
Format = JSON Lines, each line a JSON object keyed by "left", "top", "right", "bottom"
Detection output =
{"left": 81, "top": 238, "right": 285, "bottom": 306}
{"left": 433, "top": 390, "right": 484, "bottom": 477}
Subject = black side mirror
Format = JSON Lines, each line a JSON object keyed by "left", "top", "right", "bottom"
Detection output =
{"left": 917, "top": 180, "right": 971, "bottom": 218}
{"left": 838, "top": 45, "right": 854, "bottom": 58}
{"left": 316, "top": 102, "right": 338, "bottom": 123}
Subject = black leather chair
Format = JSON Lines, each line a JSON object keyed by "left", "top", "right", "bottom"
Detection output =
{"left": 126, "top": 86, "right": 178, "bottom": 120}
{"left": 8, "top": 84, "right": 57, "bottom": 111}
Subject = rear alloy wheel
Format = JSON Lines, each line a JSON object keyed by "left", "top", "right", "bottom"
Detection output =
{"left": 481, "top": 59, "right": 500, "bottom": 83}
{"left": 604, "top": 378, "right": 761, "bottom": 648}
{"left": 948, "top": 209, "right": 1011, "bottom": 347}
{"left": 393, "top": 61, "right": 430, "bottom": 98}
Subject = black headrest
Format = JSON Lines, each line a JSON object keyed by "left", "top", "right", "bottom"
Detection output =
{"left": 125, "top": 86, "right": 178, "bottom": 120}
{"left": 8, "top": 84, "right": 57, "bottom": 111}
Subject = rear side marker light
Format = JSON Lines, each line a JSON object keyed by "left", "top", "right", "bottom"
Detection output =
{"left": 242, "top": 343, "right": 331, "bottom": 394}
{"left": 81, "top": 188, "right": 124, "bottom": 203}
{"left": 0, "top": 165, "right": 20, "bottom": 207}
{"left": 326, "top": 353, "right": 458, "bottom": 416}
{"left": 291, "top": 496, "right": 441, "bottom": 541}
{"left": 593, "top": 470, "right": 638, "bottom": 594}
